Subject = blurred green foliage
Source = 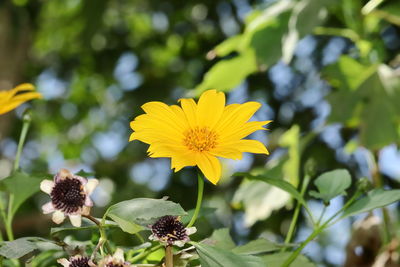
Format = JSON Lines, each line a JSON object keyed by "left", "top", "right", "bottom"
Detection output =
{"left": 1, "top": 0, "right": 400, "bottom": 265}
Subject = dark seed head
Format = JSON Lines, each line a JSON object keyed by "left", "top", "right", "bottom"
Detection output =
{"left": 151, "top": 216, "right": 188, "bottom": 245}
{"left": 69, "top": 256, "right": 91, "bottom": 267}
{"left": 51, "top": 178, "right": 86, "bottom": 214}
{"left": 106, "top": 264, "right": 124, "bottom": 267}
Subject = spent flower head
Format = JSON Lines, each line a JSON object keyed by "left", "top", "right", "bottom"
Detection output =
{"left": 97, "top": 248, "right": 131, "bottom": 267}
{"left": 129, "top": 89, "right": 271, "bottom": 184}
{"left": 57, "top": 255, "right": 92, "bottom": 267}
{"left": 149, "top": 215, "right": 196, "bottom": 247}
{"left": 0, "top": 83, "right": 42, "bottom": 115}
{"left": 40, "top": 169, "right": 99, "bottom": 227}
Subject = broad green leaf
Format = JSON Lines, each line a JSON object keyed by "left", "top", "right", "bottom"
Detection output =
{"left": 0, "top": 237, "right": 51, "bottom": 259}
{"left": 106, "top": 198, "right": 187, "bottom": 234}
{"left": 232, "top": 239, "right": 281, "bottom": 254}
{"left": 309, "top": 169, "right": 351, "bottom": 204}
{"left": 193, "top": 242, "right": 265, "bottom": 267}
{"left": 212, "top": 35, "right": 243, "bottom": 57}
{"left": 341, "top": 189, "right": 400, "bottom": 219}
{"left": 262, "top": 252, "right": 316, "bottom": 266}
{"left": 234, "top": 173, "right": 305, "bottom": 206}
{"left": 195, "top": 50, "right": 257, "bottom": 94}
{"left": 323, "top": 56, "right": 377, "bottom": 92}
{"left": 50, "top": 218, "right": 117, "bottom": 235}
{"left": 2, "top": 172, "right": 44, "bottom": 218}
{"left": 207, "top": 228, "right": 236, "bottom": 250}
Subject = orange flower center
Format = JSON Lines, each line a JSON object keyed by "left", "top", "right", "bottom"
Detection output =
{"left": 183, "top": 127, "right": 217, "bottom": 152}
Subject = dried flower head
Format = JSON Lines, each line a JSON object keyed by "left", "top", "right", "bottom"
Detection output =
{"left": 57, "top": 255, "right": 92, "bottom": 267}
{"left": 129, "top": 89, "right": 271, "bottom": 184}
{"left": 149, "top": 216, "right": 196, "bottom": 247}
{"left": 0, "top": 83, "right": 42, "bottom": 115}
{"left": 97, "top": 248, "right": 131, "bottom": 267}
{"left": 41, "top": 169, "right": 99, "bottom": 227}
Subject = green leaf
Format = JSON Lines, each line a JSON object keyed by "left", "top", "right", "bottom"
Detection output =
{"left": 309, "top": 169, "right": 352, "bottom": 204}
{"left": 341, "top": 189, "right": 400, "bottom": 219}
{"left": 193, "top": 242, "right": 265, "bottom": 267}
{"left": 207, "top": 228, "right": 236, "bottom": 250}
{"left": 50, "top": 218, "right": 117, "bottom": 235}
{"left": 2, "top": 172, "right": 44, "bottom": 218}
{"left": 0, "top": 237, "right": 51, "bottom": 259}
{"left": 106, "top": 198, "right": 187, "bottom": 234}
{"left": 212, "top": 35, "right": 243, "bottom": 58}
{"left": 234, "top": 173, "right": 306, "bottom": 206}
{"left": 195, "top": 50, "right": 257, "bottom": 94}
{"left": 262, "top": 252, "right": 316, "bottom": 266}
{"left": 232, "top": 239, "right": 282, "bottom": 254}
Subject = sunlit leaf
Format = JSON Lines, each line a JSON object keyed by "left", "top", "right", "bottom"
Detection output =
{"left": 232, "top": 238, "right": 282, "bottom": 254}
{"left": 193, "top": 242, "right": 265, "bottom": 267}
{"left": 106, "top": 198, "right": 187, "bottom": 234}
{"left": 341, "top": 189, "right": 400, "bottom": 219}
{"left": 309, "top": 169, "right": 352, "bottom": 204}
{"left": 2, "top": 172, "right": 44, "bottom": 218}
{"left": 262, "top": 252, "right": 316, "bottom": 266}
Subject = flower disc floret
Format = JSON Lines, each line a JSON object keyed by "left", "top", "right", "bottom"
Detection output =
{"left": 149, "top": 216, "right": 196, "bottom": 247}
{"left": 129, "top": 89, "right": 271, "bottom": 184}
{"left": 57, "top": 255, "right": 91, "bottom": 267}
{"left": 51, "top": 178, "right": 86, "bottom": 213}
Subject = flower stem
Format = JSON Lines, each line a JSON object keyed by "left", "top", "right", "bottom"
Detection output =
{"left": 283, "top": 190, "right": 362, "bottom": 266}
{"left": 283, "top": 175, "right": 311, "bottom": 249}
{"left": 5, "top": 195, "right": 14, "bottom": 240}
{"left": 13, "top": 112, "right": 32, "bottom": 172}
{"left": 83, "top": 214, "right": 112, "bottom": 255}
{"left": 187, "top": 174, "right": 204, "bottom": 228}
{"left": 165, "top": 245, "right": 173, "bottom": 267}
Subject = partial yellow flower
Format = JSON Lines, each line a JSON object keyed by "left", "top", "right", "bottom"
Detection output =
{"left": 0, "top": 83, "right": 42, "bottom": 115}
{"left": 129, "top": 90, "right": 271, "bottom": 184}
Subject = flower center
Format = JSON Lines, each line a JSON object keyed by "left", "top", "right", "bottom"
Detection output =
{"left": 69, "top": 257, "right": 90, "bottom": 267}
{"left": 51, "top": 178, "right": 86, "bottom": 214}
{"left": 183, "top": 127, "right": 217, "bottom": 152}
{"left": 151, "top": 216, "right": 188, "bottom": 245}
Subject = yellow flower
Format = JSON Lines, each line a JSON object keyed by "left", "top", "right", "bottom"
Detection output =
{"left": 0, "top": 83, "right": 42, "bottom": 115}
{"left": 129, "top": 90, "right": 271, "bottom": 184}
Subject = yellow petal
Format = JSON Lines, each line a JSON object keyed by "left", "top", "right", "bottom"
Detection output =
{"left": 141, "top": 101, "right": 187, "bottom": 131}
{"left": 220, "top": 120, "right": 272, "bottom": 142}
{"left": 0, "top": 92, "right": 42, "bottom": 115}
{"left": 210, "top": 147, "right": 243, "bottom": 160}
{"left": 171, "top": 152, "right": 196, "bottom": 172}
{"left": 215, "top": 102, "right": 261, "bottom": 133}
{"left": 179, "top": 98, "right": 198, "bottom": 128}
{"left": 197, "top": 90, "right": 225, "bottom": 129}
{"left": 231, "top": 139, "right": 269, "bottom": 155}
{"left": 195, "top": 153, "right": 222, "bottom": 185}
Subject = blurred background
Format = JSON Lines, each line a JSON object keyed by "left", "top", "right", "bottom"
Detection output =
{"left": 0, "top": 0, "right": 400, "bottom": 266}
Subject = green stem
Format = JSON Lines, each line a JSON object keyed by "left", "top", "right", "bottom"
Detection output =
{"left": 5, "top": 195, "right": 14, "bottom": 240}
{"left": 83, "top": 215, "right": 112, "bottom": 255}
{"left": 13, "top": 113, "right": 31, "bottom": 172}
{"left": 316, "top": 205, "right": 328, "bottom": 226}
{"left": 187, "top": 174, "right": 204, "bottom": 228}
{"left": 165, "top": 245, "right": 173, "bottom": 267}
{"left": 283, "top": 191, "right": 361, "bottom": 266}
{"left": 131, "top": 244, "right": 163, "bottom": 263}
{"left": 283, "top": 175, "right": 311, "bottom": 249}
